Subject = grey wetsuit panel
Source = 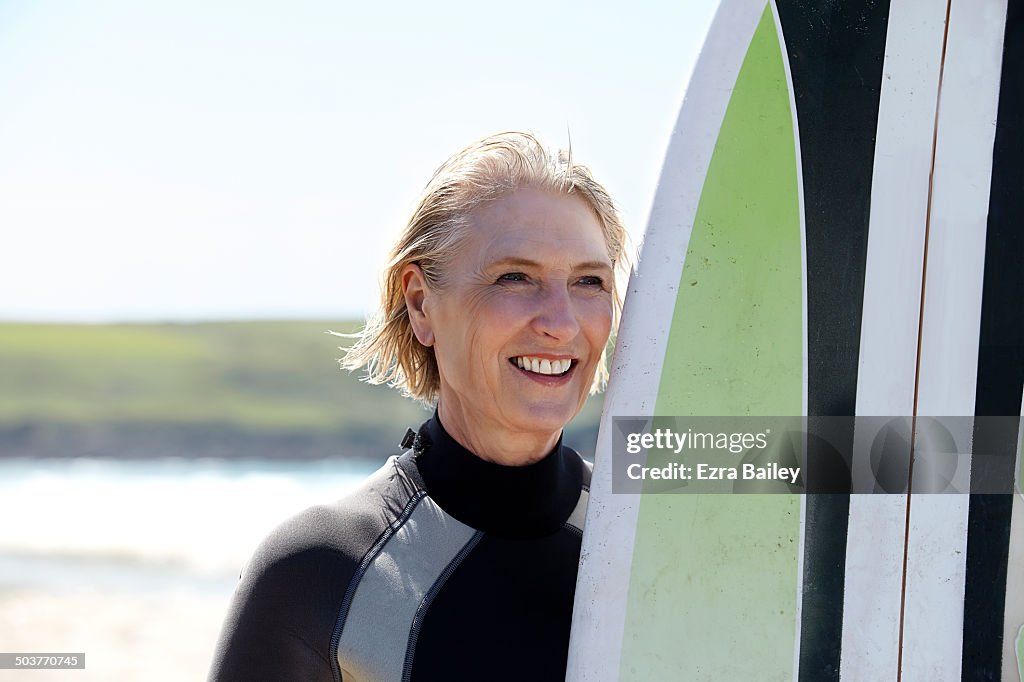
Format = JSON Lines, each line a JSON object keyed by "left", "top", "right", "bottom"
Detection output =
{"left": 337, "top": 496, "right": 478, "bottom": 682}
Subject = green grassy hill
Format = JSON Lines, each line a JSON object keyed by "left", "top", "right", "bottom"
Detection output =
{"left": 0, "top": 321, "right": 602, "bottom": 460}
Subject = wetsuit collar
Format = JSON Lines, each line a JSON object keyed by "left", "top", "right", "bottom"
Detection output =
{"left": 412, "top": 411, "right": 583, "bottom": 539}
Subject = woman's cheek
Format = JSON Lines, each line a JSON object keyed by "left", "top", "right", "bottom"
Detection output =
{"left": 581, "top": 296, "right": 614, "bottom": 335}
{"left": 491, "top": 293, "right": 534, "bottom": 322}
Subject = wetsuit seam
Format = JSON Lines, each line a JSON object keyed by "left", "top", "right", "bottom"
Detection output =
{"left": 400, "top": 529, "right": 484, "bottom": 682}
{"left": 329, "top": 489, "right": 428, "bottom": 682}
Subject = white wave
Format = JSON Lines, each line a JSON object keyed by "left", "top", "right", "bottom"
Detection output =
{"left": 0, "top": 457, "right": 379, "bottom": 580}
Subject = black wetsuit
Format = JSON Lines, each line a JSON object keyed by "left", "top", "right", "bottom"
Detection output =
{"left": 208, "top": 414, "right": 591, "bottom": 681}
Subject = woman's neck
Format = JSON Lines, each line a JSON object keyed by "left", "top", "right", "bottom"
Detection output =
{"left": 436, "top": 400, "right": 560, "bottom": 466}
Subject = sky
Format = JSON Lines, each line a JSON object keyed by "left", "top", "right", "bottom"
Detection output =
{"left": 0, "top": 0, "right": 719, "bottom": 322}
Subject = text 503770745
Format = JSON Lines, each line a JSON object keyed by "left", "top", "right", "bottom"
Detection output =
{"left": 0, "top": 653, "right": 85, "bottom": 669}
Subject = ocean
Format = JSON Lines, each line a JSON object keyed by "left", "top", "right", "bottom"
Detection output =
{"left": 0, "top": 456, "right": 381, "bottom": 681}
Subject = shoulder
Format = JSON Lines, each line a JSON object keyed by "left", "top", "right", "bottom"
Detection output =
{"left": 209, "top": 456, "right": 424, "bottom": 680}
{"left": 244, "top": 455, "right": 422, "bottom": 579}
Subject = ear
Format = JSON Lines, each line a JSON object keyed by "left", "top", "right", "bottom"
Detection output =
{"left": 401, "top": 263, "right": 435, "bottom": 347}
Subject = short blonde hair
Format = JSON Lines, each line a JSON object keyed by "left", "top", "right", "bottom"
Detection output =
{"left": 341, "top": 131, "right": 629, "bottom": 404}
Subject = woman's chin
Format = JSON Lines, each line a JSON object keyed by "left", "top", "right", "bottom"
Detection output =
{"left": 502, "top": 400, "right": 580, "bottom": 441}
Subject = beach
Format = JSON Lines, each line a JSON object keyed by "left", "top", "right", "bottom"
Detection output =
{"left": 0, "top": 587, "right": 230, "bottom": 682}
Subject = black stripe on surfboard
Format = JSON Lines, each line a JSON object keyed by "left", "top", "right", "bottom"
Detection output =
{"left": 963, "top": 3, "right": 1024, "bottom": 679}
{"left": 774, "top": 2, "right": 891, "bottom": 680}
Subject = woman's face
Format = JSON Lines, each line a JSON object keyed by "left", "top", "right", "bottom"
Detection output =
{"left": 408, "top": 187, "right": 614, "bottom": 455}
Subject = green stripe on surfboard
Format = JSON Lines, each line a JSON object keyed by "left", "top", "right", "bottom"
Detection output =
{"left": 618, "top": 5, "right": 803, "bottom": 680}
{"left": 1018, "top": 624, "right": 1023, "bottom": 681}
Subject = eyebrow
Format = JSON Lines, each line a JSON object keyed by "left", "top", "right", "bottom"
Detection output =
{"left": 488, "top": 257, "right": 613, "bottom": 271}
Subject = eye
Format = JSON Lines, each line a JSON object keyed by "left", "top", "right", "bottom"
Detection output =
{"left": 496, "top": 272, "right": 528, "bottom": 283}
{"left": 576, "top": 276, "right": 605, "bottom": 287}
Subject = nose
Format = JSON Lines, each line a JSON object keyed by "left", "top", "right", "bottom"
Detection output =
{"left": 531, "top": 282, "right": 581, "bottom": 342}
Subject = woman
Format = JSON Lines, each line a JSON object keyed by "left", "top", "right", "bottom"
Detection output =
{"left": 209, "top": 132, "right": 629, "bottom": 681}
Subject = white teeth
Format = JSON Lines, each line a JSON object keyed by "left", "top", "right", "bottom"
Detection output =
{"left": 513, "top": 356, "right": 572, "bottom": 376}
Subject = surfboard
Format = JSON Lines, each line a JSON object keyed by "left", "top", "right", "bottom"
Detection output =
{"left": 568, "top": 1, "right": 1023, "bottom": 680}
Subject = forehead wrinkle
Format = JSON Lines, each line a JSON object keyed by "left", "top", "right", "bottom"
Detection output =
{"left": 481, "top": 234, "right": 612, "bottom": 270}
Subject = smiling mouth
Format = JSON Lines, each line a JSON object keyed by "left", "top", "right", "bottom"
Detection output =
{"left": 510, "top": 355, "right": 575, "bottom": 376}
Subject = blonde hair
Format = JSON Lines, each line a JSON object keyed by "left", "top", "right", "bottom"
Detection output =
{"left": 341, "top": 131, "right": 630, "bottom": 404}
